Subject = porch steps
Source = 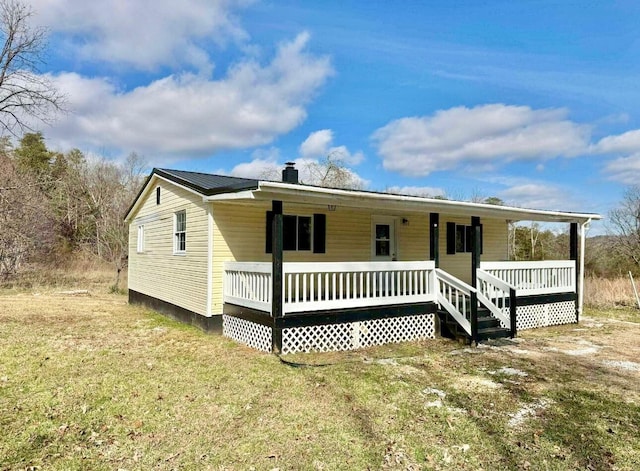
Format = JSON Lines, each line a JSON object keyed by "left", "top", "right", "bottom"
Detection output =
{"left": 438, "top": 308, "right": 511, "bottom": 343}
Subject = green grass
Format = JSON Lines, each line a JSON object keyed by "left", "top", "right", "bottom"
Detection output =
{"left": 585, "top": 305, "right": 640, "bottom": 323}
{"left": 1, "top": 293, "right": 639, "bottom": 470}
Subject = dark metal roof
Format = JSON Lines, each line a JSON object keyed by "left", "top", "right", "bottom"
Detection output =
{"left": 125, "top": 168, "right": 259, "bottom": 220}
{"left": 154, "top": 168, "right": 258, "bottom": 196}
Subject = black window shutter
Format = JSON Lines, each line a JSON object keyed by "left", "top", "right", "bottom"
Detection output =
{"left": 480, "top": 224, "right": 484, "bottom": 254}
{"left": 446, "top": 222, "right": 456, "bottom": 254}
{"left": 265, "top": 211, "right": 273, "bottom": 253}
{"left": 313, "top": 213, "right": 326, "bottom": 253}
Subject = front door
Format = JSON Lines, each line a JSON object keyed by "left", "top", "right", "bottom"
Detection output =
{"left": 372, "top": 217, "right": 396, "bottom": 261}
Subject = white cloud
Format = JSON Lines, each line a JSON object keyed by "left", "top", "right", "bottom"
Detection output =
{"left": 32, "top": 0, "right": 252, "bottom": 72}
{"left": 603, "top": 153, "right": 640, "bottom": 184}
{"left": 589, "top": 129, "right": 640, "bottom": 183}
{"left": 300, "top": 129, "right": 333, "bottom": 157}
{"left": 229, "top": 157, "right": 281, "bottom": 180}
{"left": 372, "top": 104, "right": 591, "bottom": 176}
{"left": 38, "top": 33, "right": 333, "bottom": 157}
{"left": 385, "top": 185, "right": 446, "bottom": 198}
{"left": 229, "top": 156, "right": 369, "bottom": 188}
{"left": 299, "top": 129, "right": 364, "bottom": 165}
{"left": 593, "top": 129, "right": 640, "bottom": 154}
{"left": 497, "top": 184, "right": 572, "bottom": 211}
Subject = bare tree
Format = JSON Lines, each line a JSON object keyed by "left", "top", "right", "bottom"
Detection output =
{"left": 83, "top": 153, "right": 146, "bottom": 290}
{"left": 0, "top": 149, "right": 53, "bottom": 278}
{"left": 0, "top": 0, "right": 65, "bottom": 134}
{"left": 300, "top": 152, "right": 364, "bottom": 189}
{"left": 608, "top": 185, "right": 640, "bottom": 270}
{"left": 258, "top": 152, "right": 365, "bottom": 190}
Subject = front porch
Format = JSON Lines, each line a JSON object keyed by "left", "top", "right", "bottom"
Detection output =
{"left": 222, "top": 259, "right": 578, "bottom": 353}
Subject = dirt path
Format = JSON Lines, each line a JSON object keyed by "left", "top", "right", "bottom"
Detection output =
{"left": 497, "top": 316, "right": 640, "bottom": 373}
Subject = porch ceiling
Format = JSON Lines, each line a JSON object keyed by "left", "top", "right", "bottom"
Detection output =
{"left": 205, "top": 181, "right": 601, "bottom": 224}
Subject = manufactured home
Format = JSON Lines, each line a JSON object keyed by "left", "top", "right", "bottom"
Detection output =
{"left": 125, "top": 164, "right": 601, "bottom": 353}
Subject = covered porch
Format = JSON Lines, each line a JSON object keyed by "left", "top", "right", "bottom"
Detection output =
{"left": 222, "top": 258, "right": 578, "bottom": 353}
{"left": 210, "top": 177, "right": 596, "bottom": 353}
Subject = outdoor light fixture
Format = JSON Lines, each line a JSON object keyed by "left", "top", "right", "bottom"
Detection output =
{"left": 328, "top": 205, "right": 336, "bottom": 211}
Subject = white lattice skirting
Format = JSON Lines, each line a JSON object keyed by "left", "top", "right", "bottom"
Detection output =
{"left": 281, "top": 314, "right": 436, "bottom": 354}
{"left": 500, "top": 301, "right": 576, "bottom": 331}
{"left": 222, "top": 315, "right": 272, "bottom": 352}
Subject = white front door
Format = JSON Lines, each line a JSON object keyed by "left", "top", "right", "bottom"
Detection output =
{"left": 372, "top": 217, "right": 396, "bottom": 261}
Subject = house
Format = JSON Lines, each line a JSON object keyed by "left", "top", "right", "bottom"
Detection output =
{"left": 125, "top": 164, "right": 601, "bottom": 354}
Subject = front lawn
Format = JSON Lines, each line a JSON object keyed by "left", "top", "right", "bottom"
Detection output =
{"left": 1, "top": 291, "right": 638, "bottom": 470}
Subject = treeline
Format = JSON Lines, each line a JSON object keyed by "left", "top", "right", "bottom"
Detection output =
{"left": 509, "top": 223, "right": 638, "bottom": 278}
{"left": 1, "top": 132, "right": 638, "bottom": 287}
{"left": 0, "top": 133, "right": 145, "bottom": 287}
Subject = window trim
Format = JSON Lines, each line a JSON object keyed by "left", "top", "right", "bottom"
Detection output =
{"left": 174, "top": 210, "right": 186, "bottom": 254}
{"left": 371, "top": 216, "right": 397, "bottom": 260}
{"left": 137, "top": 224, "right": 145, "bottom": 253}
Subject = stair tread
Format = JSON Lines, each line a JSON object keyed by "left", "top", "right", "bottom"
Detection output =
{"left": 438, "top": 310, "right": 512, "bottom": 342}
{"left": 478, "top": 326, "right": 510, "bottom": 333}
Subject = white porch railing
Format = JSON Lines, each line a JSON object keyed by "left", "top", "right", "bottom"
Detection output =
{"left": 223, "top": 261, "right": 437, "bottom": 315}
{"left": 283, "top": 261, "right": 436, "bottom": 314}
{"left": 223, "top": 262, "right": 272, "bottom": 312}
{"left": 480, "top": 261, "right": 576, "bottom": 296}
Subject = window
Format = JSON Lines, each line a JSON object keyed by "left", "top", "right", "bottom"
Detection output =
{"left": 446, "top": 222, "right": 483, "bottom": 254}
{"left": 456, "top": 225, "right": 471, "bottom": 253}
{"left": 283, "top": 215, "right": 311, "bottom": 251}
{"left": 375, "top": 223, "right": 391, "bottom": 256}
{"left": 266, "top": 212, "right": 326, "bottom": 253}
{"left": 174, "top": 210, "right": 186, "bottom": 253}
{"left": 156, "top": 187, "right": 161, "bottom": 205}
{"left": 137, "top": 225, "right": 145, "bottom": 253}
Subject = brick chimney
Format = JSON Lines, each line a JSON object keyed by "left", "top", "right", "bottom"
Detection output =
{"left": 282, "top": 161, "right": 298, "bottom": 184}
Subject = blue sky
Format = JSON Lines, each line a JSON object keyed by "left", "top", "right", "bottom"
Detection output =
{"left": 25, "top": 0, "right": 640, "bottom": 231}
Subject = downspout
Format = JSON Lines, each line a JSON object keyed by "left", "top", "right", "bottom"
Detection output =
{"left": 578, "top": 218, "right": 592, "bottom": 318}
{"left": 206, "top": 204, "right": 214, "bottom": 316}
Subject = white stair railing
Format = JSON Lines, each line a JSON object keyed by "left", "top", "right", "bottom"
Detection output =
{"left": 477, "top": 269, "right": 516, "bottom": 336}
{"left": 435, "top": 268, "right": 474, "bottom": 336}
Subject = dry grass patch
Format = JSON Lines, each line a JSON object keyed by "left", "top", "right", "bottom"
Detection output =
{"left": 585, "top": 276, "right": 640, "bottom": 309}
{"left": 0, "top": 256, "right": 122, "bottom": 294}
{"left": 1, "top": 292, "right": 639, "bottom": 470}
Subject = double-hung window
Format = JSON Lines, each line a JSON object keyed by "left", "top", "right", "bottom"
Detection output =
{"left": 283, "top": 215, "right": 312, "bottom": 251}
{"left": 174, "top": 210, "right": 186, "bottom": 253}
{"left": 447, "top": 222, "right": 483, "bottom": 254}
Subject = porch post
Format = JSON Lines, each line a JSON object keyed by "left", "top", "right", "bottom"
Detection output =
{"left": 471, "top": 216, "right": 481, "bottom": 288}
{"left": 271, "top": 200, "right": 283, "bottom": 353}
{"left": 429, "top": 213, "right": 440, "bottom": 267}
{"left": 470, "top": 217, "right": 481, "bottom": 345}
{"left": 570, "top": 222, "right": 579, "bottom": 322}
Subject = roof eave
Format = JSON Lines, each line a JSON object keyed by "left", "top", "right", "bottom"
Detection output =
{"left": 251, "top": 181, "right": 601, "bottom": 224}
